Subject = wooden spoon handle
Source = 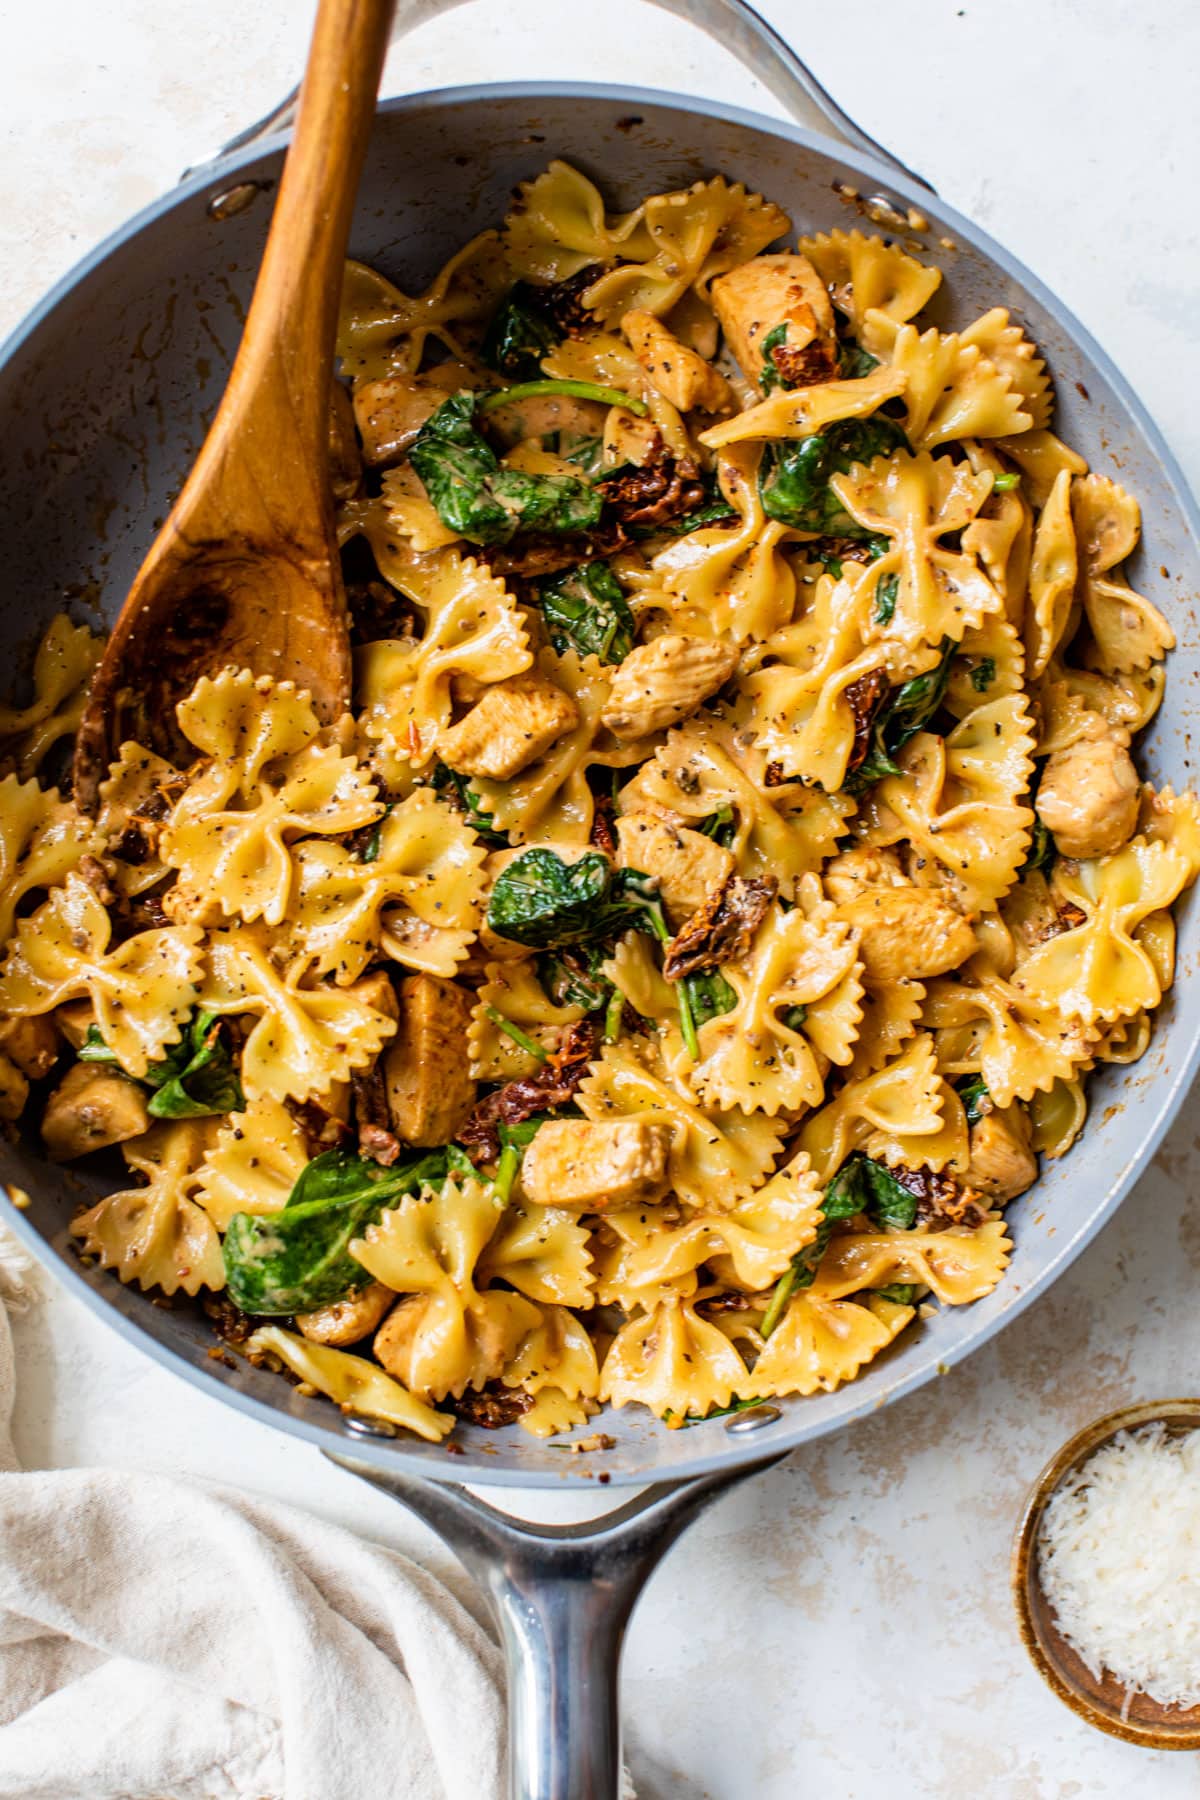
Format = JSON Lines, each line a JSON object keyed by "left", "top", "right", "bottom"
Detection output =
{"left": 177, "top": 0, "right": 395, "bottom": 540}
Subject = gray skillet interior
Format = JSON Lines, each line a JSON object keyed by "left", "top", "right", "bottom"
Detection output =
{"left": 1, "top": 85, "right": 1197, "bottom": 1488}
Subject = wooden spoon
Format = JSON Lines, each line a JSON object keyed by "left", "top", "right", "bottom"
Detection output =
{"left": 73, "top": 0, "right": 395, "bottom": 809}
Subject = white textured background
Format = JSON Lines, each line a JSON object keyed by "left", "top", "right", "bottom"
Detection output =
{"left": 2, "top": 1, "right": 1199, "bottom": 1794}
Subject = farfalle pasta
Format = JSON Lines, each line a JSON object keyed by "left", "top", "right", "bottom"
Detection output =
{"left": 2, "top": 164, "right": 1195, "bottom": 1442}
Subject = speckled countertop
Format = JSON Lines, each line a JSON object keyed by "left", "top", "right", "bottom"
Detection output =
{"left": 2, "top": 1, "right": 1199, "bottom": 1793}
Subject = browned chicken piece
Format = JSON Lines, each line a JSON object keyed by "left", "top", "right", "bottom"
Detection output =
{"left": 621, "top": 309, "right": 734, "bottom": 414}
{"left": 967, "top": 1106, "right": 1038, "bottom": 1204}
{"left": 438, "top": 673, "right": 579, "bottom": 780}
{"left": 821, "top": 845, "right": 908, "bottom": 905}
{"left": 834, "top": 888, "right": 976, "bottom": 984}
{"left": 296, "top": 1281, "right": 396, "bottom": 1347}
{"left": 710, "top": 253, "right": 837, "bottom": 389}
{"left": 615, "top": 811, "right": 734, "bottom": 926}
{"left": 1035, "top": 730, "right": 1140, "bottom": 861}
{"left": 0, "top": 1014, "right": 59, "bottom": 1080}
{"left": 327, "top": 382, "right": 362, "bottom": 502}
{"left": 41, "top": 1063, "right": 150, "bottom": 1162}
{"left": 347, "top": 969, "right": 400, "bottom": 1023}
{"left": 384, "top": 975, "right": 477, "bottom": 1146}
{"left": 520, "top": 1119, "right": 673, "bottom": 1212}
{"left": 53, "top": 1000, "right": 96, "bottom": 1051}
{"left": 601, "top": 636, "right": 739, "bottom": 740}
{"left": 0, "top": 1052, "right": 28, "bottom": 1122}
{"left": 352, "top": 364, "right": 467, "bottom": 466}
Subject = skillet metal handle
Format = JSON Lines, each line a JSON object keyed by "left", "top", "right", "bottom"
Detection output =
{"left": 326, "top": 1450, "right": 782, "bottom": 1800}
{"left": 188, "top": 0, "right": 930, "bottom": 191}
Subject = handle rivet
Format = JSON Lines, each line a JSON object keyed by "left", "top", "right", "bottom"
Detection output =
{"left": 207, "top": 182, "right": 263, "bottom": 222}
{"left": 343, "top": 1412, "right": 398, "bottom": 1439}
{"left": 725, "top": 1405, "right": 782, "bottom": 1434}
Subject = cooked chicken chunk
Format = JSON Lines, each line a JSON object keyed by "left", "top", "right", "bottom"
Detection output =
{"left": 1035, "top": 730, "right": 1140, "bottom": 860}
{"left": 520, "top": 1119, "right": 673, "bottom": 1212}
{"left": 41, "top": 1063, "right": 150, "bottom": 1162}
{"left": 347, "top": 969, "right": 400, "bottom": 1024}
{"left": 821, "top": 845, "right": 908, "bottom": 905}
{"left": 0, "top": 1014, "right": 59, "bottom": 1080}
{"left": 0, "top": 1052, "right": 28, "bottom": 1122}
{"left": 615, "top": 811, "right": 734, "bottom": 926}
{"left": 352, "top": 364, "right": 466, "bottom": 465}
{"left": 327, "top": 381, "right": 362, "bottom": 502}
{"left": 601, "top": 636, "right": 739, "bottom": 740}
{"left": 54, "top": 1000, "right": 96, "bottom": 1051}
{"left": 439, "top": 673, "right": 579, "bottom": 780}
{"left": 710, "top": 253, "right": 836, "bottom": 388}
{"left": 384, "top": 975, "right": 476, "bottom": 1146}
{"left": 622, "top": 309, "right": 733, "bottom": 413}
{"left": 296, "top": 1281, "right": 396, "bottom": 1347}
{"left": 967, "top": 1106, "right": 1038, "bottom": 1204}
{"left": 834, "top": 888, "right": 975, "bottom": 984}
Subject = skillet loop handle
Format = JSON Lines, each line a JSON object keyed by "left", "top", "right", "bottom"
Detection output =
{"left": 186, "top": 0, "right": 931, "bottom": 193}
{"left": 326, "top": 1453, "right": 780, "bottom": 1800}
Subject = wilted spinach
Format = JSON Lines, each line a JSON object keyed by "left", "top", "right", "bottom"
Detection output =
{"left": 759, "top": 1153, "right": 921, "bottom": 1337}
{"left": 969, "top": 655, "right": 997, "bottom": 693}
{"left": 846, "top": 636, "right": 956, "bottom": 793}
{"left": 696, "top": 803, "right": 736, "bottom": 847}
{"left": 838, "top": 342, "right": 880, "bottom": 379}
{"left": 873, "top": 570, "right": 899, "bottom": 625}
{"left": 956, "top": 1075, "right": 990, "bottom": 1127}
{"left": 223, "top": 1145, "right": 471, "bottom": 1314}
{"left": 760, "top": 416, "right": 909, "bottom": 535}
{"left": 481, "top": 283, "right": 559, "bottom": 379}
{"left": 538, "top": 561, "right": 635, "bottom": 663}
{"left": 537, "top": 945, "right": 613, "bottom": 1013}
{"left": 431, "top": 762, "right": 509, "bottom": 846}
{"left": 81, "top": 1012, "right": 244, "bottom": 1121}
{"left": 759, "top": 321, "right": 790, "bottom": 394}
{"left": 684, "top": 969, "right": 738, "bottom": 1029}
{"left": 409, "top": 392, "right": 603, "bottom": 546}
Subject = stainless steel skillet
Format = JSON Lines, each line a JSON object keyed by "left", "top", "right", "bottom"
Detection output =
{"left": 1, "top": 2, "right": 1199, "bottom": 1792}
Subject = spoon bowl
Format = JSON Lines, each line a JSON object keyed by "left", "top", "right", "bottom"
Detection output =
{"left": 1013, "top": 1399, "right": 1200, "bottom": 1748}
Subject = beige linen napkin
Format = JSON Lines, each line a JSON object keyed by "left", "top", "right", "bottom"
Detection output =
{"left": 0, "top": 1224, "right": 510, "bottom": 1800}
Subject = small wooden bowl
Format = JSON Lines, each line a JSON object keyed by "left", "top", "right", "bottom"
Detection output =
{"left": 1013, "top": 1399, "right": 1200, "bottom": 1748}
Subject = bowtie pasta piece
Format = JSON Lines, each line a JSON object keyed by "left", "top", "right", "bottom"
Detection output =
{"left": 71, "top": 1120, "right": 223, "bottom": 1296}
{"left": 0, "top": 871, "right": 202, "bottom": 1078}
{"left": 0, "top": 614, "right": 104, "bottom": 780}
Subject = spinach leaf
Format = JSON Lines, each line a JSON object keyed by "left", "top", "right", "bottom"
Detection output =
{"left": 481, "top": 283, "right": 559, "bottom": 379}
{"left": 409, "top": 392, "right": 603, "bottom": 546}
{"left": 847, "top": 636, "right": 956, "bottom": 793}
{"left": 537, "top": 946, "right": 613, "bottom": 1012}
{"left": 696, "top": 803, "right": 736, "bottom": 847}
{"left": 538, "top": 561, "right": 635, "bottom": 663}
{"left": 873, "top": 571, "right": 899, "bottom": 625}
{"left": 781, "top": 1003, "right": 809, "bottom": 1032}
{"left": 682, "top": 969, "right": 737, "bottom": 1029}
{"left": 564, "top": 435, "right": 605, "bottom": 475}
{"left": 1024, "top": 816, "right": 1056, "bottom": 874}
{"left": 359, "top": 802, "right": 394, "bottom": 864}
{"left": 649, "top": 494, "right": 739, "bottom": 537}
{"left": 223, "top": 1146, "right": 464, "bottom": 1315}
{"left": 761, "top": 1152, "right": 924, "bottom": 1335}
{"left": 759, "top": 321, "right": 790, "bottom": 394}
{"left": 969, "top": 655, "right": 997, "bottom": 693}
{"left": 486, "top": 848, "right": 618, "bottom": 949}
{"left": 760, "top": 417, "right": 909, "bottom": 535}
{"left": 874, "top": 1283, "right": 920, "bottom": 1304}
{"left": 665, "top": 1394, "right": 770, "bottom": 1427}
{"left": 838, "top": 342, "right": 880, "bottom": 379}
{"left": 486, "top": 850, "right": 673, "bottom": 953}
{"left": 956, "top": 1074, "right": 990, "bottom": 1126}
{"left": 81, "top": 1013, "right": 244, "bottom": 1120}
{"left": 431, "top": 763, "right": 510, "bottom": 846}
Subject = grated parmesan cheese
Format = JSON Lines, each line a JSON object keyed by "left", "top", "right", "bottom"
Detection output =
{"left": 1038, "top": 1424, "right": 1200, "bottom": 1710}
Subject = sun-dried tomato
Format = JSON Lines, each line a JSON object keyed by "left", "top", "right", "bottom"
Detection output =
{"left": 459, "top": 1019, "right": 599, "bottom": 1163}
{"left": 663, "top": 875, "right": 777, "bottom": 980}
{"left": 844, "top": 668, "right": 889, "bottom": 771}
